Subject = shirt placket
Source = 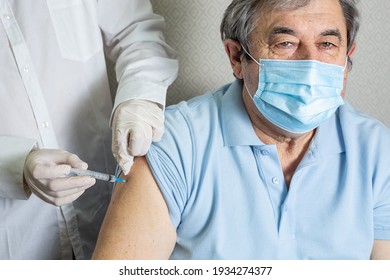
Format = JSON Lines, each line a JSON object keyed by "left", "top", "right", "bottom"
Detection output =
{"left": 0, "top": 0, "right": 80, "bottom": 259}
{"left": 253, "top": 145, "right": 293, "bottom": 238}
{"left": 0, "top": 0, "right": 57, "bottom": 148}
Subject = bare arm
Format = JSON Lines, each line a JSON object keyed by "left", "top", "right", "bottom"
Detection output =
{"left": 371, "top": 240, "right": 390, "bottom": 260}
{"left": 92, "top": 156, "right": 176, "bottom": 259}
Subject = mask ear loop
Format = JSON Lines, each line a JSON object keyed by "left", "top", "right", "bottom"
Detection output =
{"left": 244, "top": 81, "right": 254, "bottom": 98}
{"left": 346, "top": 56, "right": 352, "bottom": 71}
{"left": 240, "top": 45, "right": 261, "bottom": 66}
{"left": 240, "top": 44, "right": 260, "bottom": 99}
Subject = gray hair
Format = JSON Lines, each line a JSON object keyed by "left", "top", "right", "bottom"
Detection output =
{"left": 220, "top": 0, "right": 360, "bottom": 58}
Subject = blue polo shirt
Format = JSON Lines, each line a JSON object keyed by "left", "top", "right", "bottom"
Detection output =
{"left": 146, "top": 80, "right": 390, "bottom": 260}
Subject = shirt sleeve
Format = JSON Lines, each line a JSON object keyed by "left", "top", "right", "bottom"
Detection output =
{"left": 373, "top": 174, "right": 390, "bottom": 240}
{"left": 0, "top": 136, "right": 36, "bottom": 200}
{"left": 371, "top": 125, "right": 390, "bottom": 240}
{"left": 97, "top": 0, "right": 178, "bottom": 123}
{"left": 146, "top": 105, "right": 193, "bottom": 228}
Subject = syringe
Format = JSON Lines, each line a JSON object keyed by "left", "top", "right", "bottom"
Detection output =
{"left": 69, "top": 168, "right": 125, "bottom": 183}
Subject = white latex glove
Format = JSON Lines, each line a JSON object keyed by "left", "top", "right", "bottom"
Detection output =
{"left": 112, "top": 99, "right": 164, "bottom": 175}
{"left": 24, "top": 149, "right": 96, "bottom": 206}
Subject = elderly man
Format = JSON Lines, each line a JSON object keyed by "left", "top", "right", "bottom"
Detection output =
{"left": 92, "top": 0, "right": 390, "bottom": 259}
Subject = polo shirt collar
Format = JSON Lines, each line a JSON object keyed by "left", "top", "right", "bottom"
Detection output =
{"left": 221, "top": 80, "right": 264, "bottom": 147}
{"left": 312, "top": 108, "right": 345, "bottom": 156}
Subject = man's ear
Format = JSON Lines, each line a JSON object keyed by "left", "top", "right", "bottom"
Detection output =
{"left": 341, "top": 42, "right": 357, "bottom": 98}
{"left": 346, "top": 41, "right": 357, "bottom": 72}
{"left": 348, "top": 41, "right": 357, "bottom": 58}
{"left": 224, "top": 39, "right": 244, "bottom": 79}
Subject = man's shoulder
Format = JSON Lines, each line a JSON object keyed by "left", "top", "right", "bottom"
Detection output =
{"left": 338, "top": 102, "right": 390, "bottom": 144}
{"left": 340, "top": 102, "right": 390, "bottom": 131}
{"left": 164, "top": 83, "right": 231, "bottom": 123}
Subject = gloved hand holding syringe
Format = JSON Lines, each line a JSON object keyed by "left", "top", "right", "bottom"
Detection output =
{"left": 24, "top": 149, "right": 126, "bottom": 206}
{"left": 69, "top": 168, "right": 125, "bottom": 183}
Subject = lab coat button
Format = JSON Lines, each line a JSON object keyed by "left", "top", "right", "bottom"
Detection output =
{"left": 272, "top": 177, "right": 279, "bottom": 184}
{"left": 23, "top": 65, "right": 30, "bottom": 72}
{"left": 261, "top": 149, "right": 269, "bottom": 156}
{"left": 4, "top": 14, "right": 11, "bottom": 20}
{"left": 41, "top": 121, "right": 49, "bottom": 128}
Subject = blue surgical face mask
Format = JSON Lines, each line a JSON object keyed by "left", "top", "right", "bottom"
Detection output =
{"left": 242, "top": 47, "right": 345, "bottom": 134}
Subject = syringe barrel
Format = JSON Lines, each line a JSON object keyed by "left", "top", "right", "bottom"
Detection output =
{"left": 69, "top": 168, "right": 114, "bottom": 182}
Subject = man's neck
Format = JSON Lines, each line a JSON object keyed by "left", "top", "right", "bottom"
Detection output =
{"left": 256, "top": 124, "right": 315, "bottom": 188}
{"left": 249, "top": 109, "right": 315, "bottom": 187}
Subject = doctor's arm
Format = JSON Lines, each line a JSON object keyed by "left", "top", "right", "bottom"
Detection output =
{"left": 92, "top": 156, "right": 176, "bottom": 259}
{"left": 98, "top": 0, "right": 178, "bottom": 175}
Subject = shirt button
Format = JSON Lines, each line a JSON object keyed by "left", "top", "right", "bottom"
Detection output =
{"left": 41, "top": 121, "right": 49, "bottom": 128}
{"left": 4, "top": 14, "right": 11, "bottom": 20}
{"left": 23, "top": 65, "right": 30, "bottom": 72}
{"left": 272, "top": 177, "right": 279, "bottom": 184}
{"left": 261, "top": 149, "right": 269, "bottom": 156}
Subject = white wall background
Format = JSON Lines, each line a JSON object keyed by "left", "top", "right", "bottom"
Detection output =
{"left": 347, "top": 1, "right": 390, "bottom": 127}
{"left": 148, "top": 0, "right": 390, "bottom": 127}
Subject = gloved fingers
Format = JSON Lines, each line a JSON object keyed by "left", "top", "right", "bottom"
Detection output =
{"left": 117, "top": 155, "right": 133, "bottom": 176}
{"left": 23, "top": 149, "right": 92, "bottom": 205}
{"left": 30, "top": 183, "right": 86, "bottom": 206}
{"left": 151, "top": 124, "right": 164, "bottom": 142}
{"left": 43, "top": 180, "right": 93, "bottom": 198}
{"left": 29, "top": 183, "right": 57, "bottom": 205}
{"left": 127, "top": 122, "right": 153, "bottom": 156}
{"left": 29, "top": 163, "right": 72, "bottom": 180}
{"left": 144, "top": 103, "right": 164, "bottom": 139}
{"left": 28, "top": 149, "right": 87, "bottom": 167}
{"left": 135, "top": 102, "right": 165, "bottom": 141}
{"left": 112, "top": 120, "right": 151, "bottom": 174}
{"left": 27, "top": 176, "right": 94, "bottom": 196}
{"left": 112, "top": 124, "right": 128, "bottom": 159}
{"left": 28, "top": 176, "right": 94, "bottom": 206}
{"left": 65, "top": 153, "right": 88, "bottom": 170}
{"left": 114, "top": 99, "right": 164, "bottom": 141}
{"left": 25, "top": 149, "right": 88, "bottom": 179}
{"left": 115, "top": 122, "right": 153, "bottom": 156}
{"left": 45, "top": 150, "right": 87, "bottom": 168}
{"left": 112, "top": 100, "right": 165, "bottom": 174}
{"left": 43, "top": 176, "right": 96, "bottom": 193}
{"left": 112, "top": 125, "right": 133, "bottom": 175}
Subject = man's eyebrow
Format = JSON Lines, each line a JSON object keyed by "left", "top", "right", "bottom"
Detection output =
{"left": 268, "top": 27, "right": 343, "bottom": 42}
{"left": 320, "top": 28, "right": 343, "bottom": 42}
{"left": 269, "top": 26, "right": 296, "bottom": 39}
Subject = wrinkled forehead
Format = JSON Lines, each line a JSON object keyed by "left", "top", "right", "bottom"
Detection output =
{"left": 254, "top": 0, "right": 344, "bottom": 21}
{"left": 251, "top": 0, "right": 346, "bottom": 36}
{"left": 255, "top": 0, "right": 313, "bottom": 15}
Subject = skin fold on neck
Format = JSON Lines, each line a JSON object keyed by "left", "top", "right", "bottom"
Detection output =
{"left": 243, "top": 91, "right": 315, "bottom": 188}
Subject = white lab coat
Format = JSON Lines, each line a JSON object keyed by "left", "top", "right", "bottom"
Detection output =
{"left": 0, "top": 0, "right": 178, "bottom": 259}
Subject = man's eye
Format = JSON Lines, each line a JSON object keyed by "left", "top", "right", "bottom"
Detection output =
{"left": 277, "top": 41, "right": 293, "bottom": 48}
{"left": 320, "top": 42, "right": 336, "bottom": 49}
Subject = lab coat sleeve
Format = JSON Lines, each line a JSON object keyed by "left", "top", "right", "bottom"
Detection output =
{"left": 97, "top": 0, "right": 179, "bottom": 124}
{"left": 0, "top": 136, "right": 36, "bottom": 200}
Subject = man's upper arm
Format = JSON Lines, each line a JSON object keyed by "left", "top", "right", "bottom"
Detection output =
{"left": 92, "top": 156, "right": 176, "bottom": 259}
{"left": 371, "top": 240, "right": 390, "bottom": 260}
